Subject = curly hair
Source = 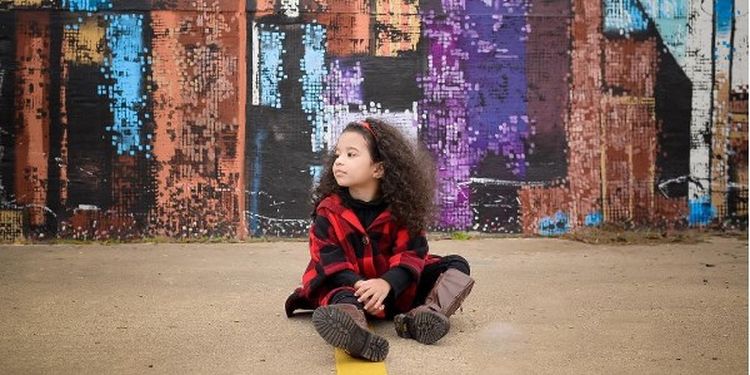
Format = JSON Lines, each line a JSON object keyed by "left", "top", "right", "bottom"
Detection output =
{"left": 312, "top": 117, "right": 437, "bottom": 234}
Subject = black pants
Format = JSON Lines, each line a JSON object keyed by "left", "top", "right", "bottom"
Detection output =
{"left": 329, "top": 255, "right": 470, "bottom": 314}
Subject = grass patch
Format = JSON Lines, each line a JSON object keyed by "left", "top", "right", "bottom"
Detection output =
{"left": 449, "top": 231, "right": 473, "bottom": 240}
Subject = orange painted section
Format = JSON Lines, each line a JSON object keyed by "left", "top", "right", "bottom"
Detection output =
{"left": 374, "top": 0, "right": 419, "bottom": 56}
{"left": 151, "top": 10, "right": 246, "bottom": 238}
{"left": 236, "top": 0, "right": 248, "bottom": 239}
{"left": 565, "top": 0, "right": 603, "bottom": 227}
{"left": 310, "top": 0, "right": 370, "bottom": 56}
{"left": 254, "top": 0, "right": 275, "bottom": 17}
{"left": 600, "top": 96, "right": 657, "bottom": 224}
{"left": 603, "top": 39, "right": 657, "bottom": 97}
{"left": 14, "top": 11, "right": 51, "bottom": 226}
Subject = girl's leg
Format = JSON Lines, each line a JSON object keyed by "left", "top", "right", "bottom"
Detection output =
{"left": 413, "top": 255, "right": 471, "bottom": 306}
{"left": 395, "top": 255, "right": 474, "bottom": 345}
{"left": 312, "top": 288, "right": 389, "bottom": 361}
{"left": 328, "top": 289, "right": 365, "bottom": 309}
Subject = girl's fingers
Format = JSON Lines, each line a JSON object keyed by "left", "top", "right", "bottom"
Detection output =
{"left": 365, "top": 292, "right": 385, "bottom": 311}
{"left": 358, "top": 288, "right": 374, "bottom": 303}
{"left": 364, "top": 291, "right": 379, "bottom": 310}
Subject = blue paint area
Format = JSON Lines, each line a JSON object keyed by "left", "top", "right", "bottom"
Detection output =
{"left": 301, "top": 24, "right": 327, "bottom": 153}
{"left": 98, "top": 14, "right": 148, "bottom": 157}
{"left": 64, "top": 0, "right": 112, "bottom": 11}
{"left": 463, "top": 0, "right": 529, "bottom": 177}
{"left": 584, "top": 211, "right": 603, "bottom": 226}
{"left": 636, "top": 0, "right": 688, "bottom": 65}
{"left": 250, "top": 128, "right": 268, "bottom": 235}
{"left": 603, "top": 0, "right": 650, "bottom": 35}
{"left": 258, "top": 25, "right": 285, "bottom": 109}
{"left": 715, "top": 0, "right": 733, "bottom": 35}
{"left": 688, "top": 196, "right": 715, "bottom": 226}
{"left": 538, "top": 211, "right": 569, "bottom": 236}
{"left": 309, "top": 165, "right": 323, "bottom": 187}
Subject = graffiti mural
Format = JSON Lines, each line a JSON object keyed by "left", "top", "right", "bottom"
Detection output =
{"left": 0, "top": 0, "right": 746, "bottom": 240}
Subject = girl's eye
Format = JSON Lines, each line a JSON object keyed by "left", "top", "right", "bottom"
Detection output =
{"left": 348, "top": 152, "right": 356, "bottom": 157}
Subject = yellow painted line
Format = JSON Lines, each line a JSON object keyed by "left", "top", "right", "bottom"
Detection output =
{"left": 334, "top": 348, "right": 387, "bottom": 375}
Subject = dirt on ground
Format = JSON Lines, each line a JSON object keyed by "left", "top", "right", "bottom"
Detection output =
{"left": 0, "top": 236, "right": 747, "bottom": 374}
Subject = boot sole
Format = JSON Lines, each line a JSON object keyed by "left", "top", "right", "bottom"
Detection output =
{"left": 312, "top": 306, "right": 389, "bottom": 362}
{"left": 395, "top": 310, "right": 450, "bottom": 345}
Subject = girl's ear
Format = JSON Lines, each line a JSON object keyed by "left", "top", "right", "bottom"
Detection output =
{"left": 373, "top": 162, "right": 385, "bottom": 179}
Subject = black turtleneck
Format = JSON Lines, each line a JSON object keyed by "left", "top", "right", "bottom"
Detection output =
{"left": 340, "top": 188, "right": 388, "bottom": 229}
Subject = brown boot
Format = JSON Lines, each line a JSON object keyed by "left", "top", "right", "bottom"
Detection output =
{"left": 394, "top": 269, "right": 475, "bottom": 344}
{"left": 312, "top": 304, "right": 389, "bottom": 362}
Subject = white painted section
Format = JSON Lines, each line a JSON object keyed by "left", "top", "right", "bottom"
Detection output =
{"left": 684, "top": 0, "right": 714, "bottom": 200}
{"left": 280, "top": 0, "right": 300, "bottom": 18}
{"left": 323, "top": 103, "right": 420, "bottom": 151}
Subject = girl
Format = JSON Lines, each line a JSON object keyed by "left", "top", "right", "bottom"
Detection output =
{"left": 285, "top": 118, "right": 475, "bottom": 362}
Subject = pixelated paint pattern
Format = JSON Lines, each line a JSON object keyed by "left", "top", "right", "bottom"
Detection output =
{"left": 63, "top": 0, "right": 112, "bottom": 11}
{"left": 727, "top": 93, "right": 748, "bottom": 218}
{"left": 420, "top": 8, "right": 472, "bottom": 229}
{"left": 302, "top": 24, "right": 327, "bottom": 153}
{"left": 603, "top": 0, "right": 650, "bottom": 35}
{"left": 374, "top": 0, "right": 420, "bottom": 57}
{"left": 0, "top": 210, "right": 23, "bottom": 241}
{"left": 150, "top": 8, "right": 246, "bottom": 238}
{"left": 638, "top": 0, "right": 688, "bottom": 64}
{"left": 280, "top": 0, "right": 299, "bottom": 17}
{"left": 59, "top": 14, "right": 108, "bottom": 210}
{"left": 319, "top": 59, "right": 364, "bottom": 151}
{"left": 311, "top": 0, "right": 370, "bottom": 57}
{"left": 100, "top": 14, "right": 150, "bottom": 157}
{"left": 63, "top": 16, "right": 105, "bottom": 64}
{"left": 324, "top": 60, "right": 363, "bottom": 107}
{"left": 258, "top": 25, "right": 285, "bottom": 109}
{"left": 566, "top": 0, "right": 604, "bottom": 227}
{"left": 0, "top": 0, "right": 747, "bottom": 240}
{"left": 464, "top": 0, "right": 530, "bottom": 178}
{"left": 14, "top": 12, "right": 51, "bottom": 227}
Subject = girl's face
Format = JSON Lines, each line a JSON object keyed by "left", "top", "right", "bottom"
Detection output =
{"left": 332, "top": 131, "right": 384, "bottom": 197}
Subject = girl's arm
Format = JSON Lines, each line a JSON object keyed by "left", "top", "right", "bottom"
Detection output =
{"left": 386, "top": 228, "right": 429, "bottom": 281}
{"left": 301, "top": 213, "right": 358, "bottom": 295}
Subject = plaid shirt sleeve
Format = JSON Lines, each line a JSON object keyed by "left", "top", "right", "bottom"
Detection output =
{"left": 387, "top": 228, "right": 429, "bottom": 281}
{"left": 300, "top": 211, "right": 358, "bottom": 298}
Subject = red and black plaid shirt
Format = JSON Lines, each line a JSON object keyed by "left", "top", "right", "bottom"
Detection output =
{"left": 288, "top": 193, "right": 440, "bottom": 315}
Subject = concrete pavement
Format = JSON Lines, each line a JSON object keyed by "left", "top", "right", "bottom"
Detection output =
{"left": 0, "top": 237, "right": 747, "bottom": 374}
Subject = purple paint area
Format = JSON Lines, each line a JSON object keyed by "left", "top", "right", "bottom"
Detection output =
{"left": 463, "top": 0, "right": 529, "bottom": 177}
{"left": 420, "top": 11, "right": 473, "bottom": 228}
{"left": 420, "top": 0, "right": 530, "bottom": 228}
{"left": 324, "top": 60, "right": 363, "bottom": 106}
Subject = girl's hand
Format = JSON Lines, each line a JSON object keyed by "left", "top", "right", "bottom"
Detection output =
{"left": 354, "top": 279, "right": 391, "bottom": 314}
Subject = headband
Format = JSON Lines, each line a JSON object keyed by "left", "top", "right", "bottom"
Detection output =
{"left": 360, "top": 121, "right": 377, "bottom": 140}
{"left": 359, "top": 121, "right": 380, "bottom": 159}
